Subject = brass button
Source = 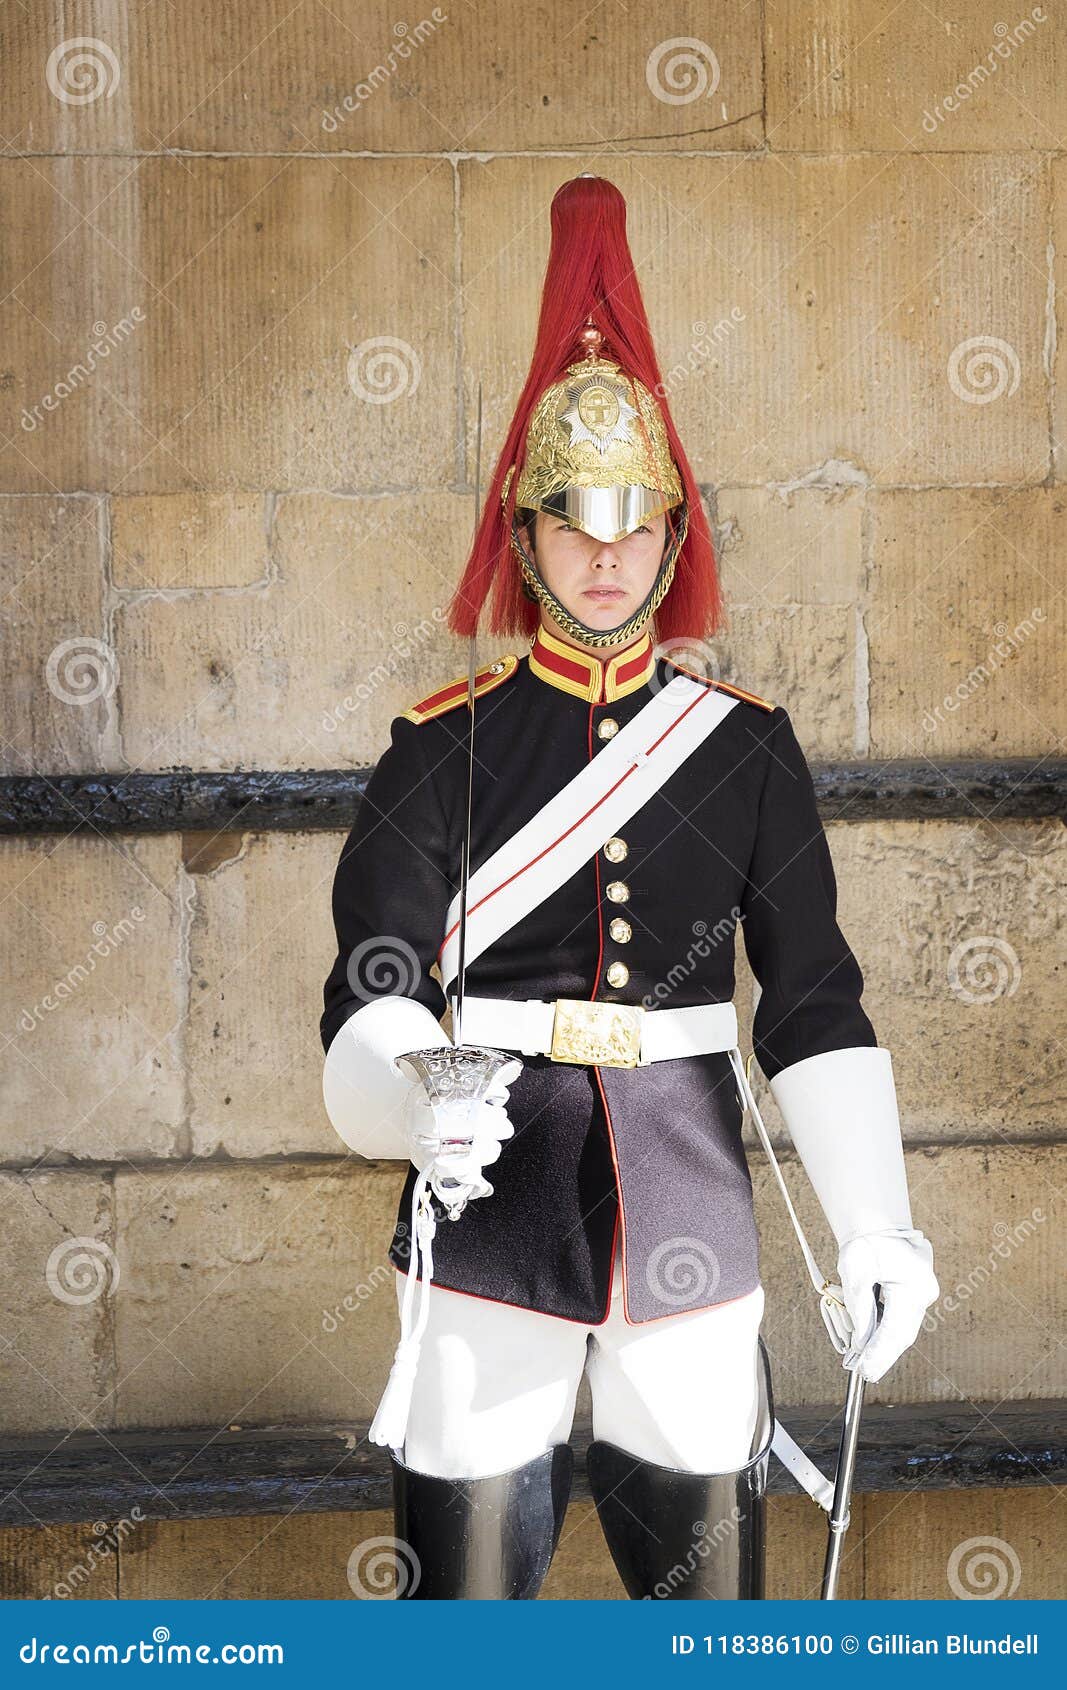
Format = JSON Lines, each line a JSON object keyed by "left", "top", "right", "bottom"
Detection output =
{"left": 596, "top": 717, "right": 619, "bottom": 740}
{"left": 606, "top": 961, "right": 630, "bottom": 988}
{"left": 488, "top": 660, "right": 505, "bottom": 674}
{"left": 604, "top": 836, "right": 628, "bottom": 863}
{"left": 605, "top": 879, "right": 630, "bottom": 904}
{"left": 609, "top": 917, "right": 632, "bottom": 943}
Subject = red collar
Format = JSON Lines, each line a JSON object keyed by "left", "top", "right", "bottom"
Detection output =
{"left": 528, "top": 624, "right": 656, "bottom": 703}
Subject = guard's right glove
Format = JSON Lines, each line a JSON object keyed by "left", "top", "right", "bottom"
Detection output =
{"left": 399, "top": 1052, "right": 522, "bottom": 1204}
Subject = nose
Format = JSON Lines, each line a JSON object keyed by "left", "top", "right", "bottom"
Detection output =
{"left": 591, "top": 542, "right": 620, "bottom": 568}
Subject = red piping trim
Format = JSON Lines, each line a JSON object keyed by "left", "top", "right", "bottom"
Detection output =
{"left": 392, "top": 1254, "right": 759, "bottom": 1325}
{"left": 392, "top": 1260, "right": 618, "bottom": 1327}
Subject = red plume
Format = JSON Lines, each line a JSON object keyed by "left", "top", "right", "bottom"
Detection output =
{"left": 446, "top": 175, "right": 722, "bottom": 644}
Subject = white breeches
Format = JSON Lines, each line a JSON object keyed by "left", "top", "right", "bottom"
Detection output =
{"left": 395, "top": 1234, "right": 766, "bottom": 1480}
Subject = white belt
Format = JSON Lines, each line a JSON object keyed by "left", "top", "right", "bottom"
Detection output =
{"left": 454, "top": 994, "right": 738, "bottom": 1068}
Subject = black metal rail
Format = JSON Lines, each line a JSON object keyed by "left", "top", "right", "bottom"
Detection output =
{"left": 1, "top": 1401, "right": 1061, "bottom": 1527}
{"left": 1, "top": 760, "right": 1064, "bottom": 835}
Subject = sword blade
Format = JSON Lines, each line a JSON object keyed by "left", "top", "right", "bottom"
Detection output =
{"left": 820, "top": 1359, "right": 868, "bottom": 1598}
{"left": 452, "top": 383, "right": 483, "bottom": 1050}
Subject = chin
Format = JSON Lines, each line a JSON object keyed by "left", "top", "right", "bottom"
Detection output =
{"left": 582, "top": 597, "right": 629, "bottom": 614}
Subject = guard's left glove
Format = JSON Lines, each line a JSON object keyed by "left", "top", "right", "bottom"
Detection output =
{"left": 837, "top": 1227, "right": 938, "bottom": 1381}
{"left": 770, "top": 1046, "right": 939, "bottom": 1383}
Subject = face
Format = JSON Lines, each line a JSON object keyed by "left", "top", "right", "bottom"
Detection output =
{"left": 525, "top": 509, "right": 667, "bottom": 645}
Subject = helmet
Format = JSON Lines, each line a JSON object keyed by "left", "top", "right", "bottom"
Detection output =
{"left": 447, "top": 176, "right": 719, "bottom": 651}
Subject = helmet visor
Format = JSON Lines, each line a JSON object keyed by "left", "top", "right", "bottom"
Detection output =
{"left": 538, "top": 483, "right": 676, "bottom": 545}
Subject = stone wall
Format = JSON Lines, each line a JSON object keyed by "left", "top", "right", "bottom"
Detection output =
{"left": 0, "top": 0, "right": 1062, "bottom": 1599}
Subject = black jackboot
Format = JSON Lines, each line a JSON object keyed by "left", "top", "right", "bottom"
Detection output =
{"left": 586, "top": 1340, "right": 774, "bottom": 1600}
{"left": 389, "top": 1441, "right": 574, "bottom": 1599}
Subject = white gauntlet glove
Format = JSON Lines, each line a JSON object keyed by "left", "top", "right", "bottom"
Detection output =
{"left": 399, "top": 1053, "right": 522, "bottom": 1205}
{"left": 836, "top": 1228, "right": 938, "bottom": 1382}
{"left": 770, "top": 1046, "right": 939, "bottom": 1383}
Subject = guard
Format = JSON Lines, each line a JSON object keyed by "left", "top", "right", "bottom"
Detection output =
{"left": 320, "top": 175, "right": 938, "bottom": 1600}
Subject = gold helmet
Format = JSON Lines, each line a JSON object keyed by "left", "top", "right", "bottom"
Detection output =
{"left": 503, "top": 334, "right": 683, "bottom": 544}
{"left": 502, "top": 324, "right": 689, "bottom": 649}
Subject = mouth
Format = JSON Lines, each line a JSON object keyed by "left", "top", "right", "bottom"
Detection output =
{"left": 583, "top": 587, "right": 626, "bottom": 601}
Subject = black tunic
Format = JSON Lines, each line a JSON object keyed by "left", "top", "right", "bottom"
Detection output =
{"left": 321, "top": 625, "right": 876, "bottom": 1325}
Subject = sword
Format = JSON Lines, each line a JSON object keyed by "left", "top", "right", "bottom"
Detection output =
{"left": 820, "top": 1287, "right": 883, "bottom": 1600}
{"left": 393, "top": 381, "right": 521, "bottom": 1218}
{"left": 452, "top": 382, "right": 482, "bottom": 1050}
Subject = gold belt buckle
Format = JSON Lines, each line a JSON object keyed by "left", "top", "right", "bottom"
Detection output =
{"left": 549, "top": 998, "right": 644, "bottom": 1068}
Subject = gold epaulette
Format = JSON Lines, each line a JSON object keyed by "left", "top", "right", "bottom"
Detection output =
{"left": 666, "top": 659, "right": 775, "bottom": 713}
{"left": 403, "top": 653, "right": 520, "bottom": 724}
{"left": 711, "top": 677, "right": 775, "bottom": 712}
